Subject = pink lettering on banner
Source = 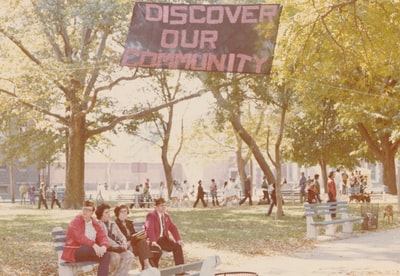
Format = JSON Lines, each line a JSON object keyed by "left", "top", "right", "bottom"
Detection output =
{"left": 241, "top": 6, "right": 258, "bottom": 24}
{"left": 169, "top": 5, "right": 187, "bottom": 25}
{"left": 161, "top": 29, "right": 179, "bottom": 48}
{"left": 189, "top": 5, "right": 206, "bottom": 24}
{"left": 161, "top": 29, "right": 217, "bottom": 49}
{"left": 253, "top": 55, "right": 269, "bottom": 73}
{"left": 122, "top": 50, "right": 270, "bottom": 74}
{"left": 236, "top": 54, "right": 253, "bottom": 72}
{"left": 224, "top": 6, "right": 241, "bottom": 24}
{"left": 207, "top": 54, "right": 226, "bottom": 71}
{"left": 259, "top": 5, "right": 278, "bottom": 23}
{"left": 145, "top": 3, "right": 278, "bottom": 25}
{"left": 206, "top": 6, "right": 224, "bottom": 24}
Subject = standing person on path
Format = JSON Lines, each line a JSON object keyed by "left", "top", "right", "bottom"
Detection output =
{"left": 265, "top": 183, "right": 283, "bottom": 216}
{"left": 51, "top": 185, "right": 61, "bottom": 209}
{"left": 19, "top": 183, "right": 27, "bottom": 205}
{"left": 37, "top": 182, "right": 48, "bottom": 209}
{"left": 28, "top": 184, "right": 35, "bottom": 205}
{"left": 145, "top": 198, "right": 185, "bottom": 267}
{"left": 327, "top": 171, "right": 337, "bottom": 218}
{"left": 61, "top": 200, "right": 111, "bottom": 276}
{"left": 261, "top": 175, "right": 270, "bottom": 204}
{"left": 210, "top": 179, "right": 220, "bottom": 207}
{"left": 297, "top": 172, "right": 307, "bottom": 203}
{"left": 193, "top": 180, "right": 207, "bottom": 208}
{"left": 239, "top": 175, "right": 253, "bottom": 206}
{"left": 313, "top": 174, "right": 322, "bottom": 203}
{"left": 181, "top": 180, "right": 191, "bottom": 207}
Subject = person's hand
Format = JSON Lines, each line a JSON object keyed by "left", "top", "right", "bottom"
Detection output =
{"left": 99, "top": 245, "right": 107, "bottom": 256}
{"left": 92, "top": 244, "right": 103, "bottom": 257}
{"left": 177, "top": 240, "right": 184, "bottom": 247}
{"left": 152, "top": 242, "right": 161, "bottom": 249}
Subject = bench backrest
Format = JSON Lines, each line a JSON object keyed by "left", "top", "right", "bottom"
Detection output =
{"left": 304, "top": 201, "right": 351, "bottom": 218}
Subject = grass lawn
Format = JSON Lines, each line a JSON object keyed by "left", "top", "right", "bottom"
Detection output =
{"left": 0, "top": 201, "right": 398, "bottom": 275}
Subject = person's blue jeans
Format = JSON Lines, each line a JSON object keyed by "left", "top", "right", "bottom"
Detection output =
{"left": 74, "top": 245, "right": 111, "bottom": 276}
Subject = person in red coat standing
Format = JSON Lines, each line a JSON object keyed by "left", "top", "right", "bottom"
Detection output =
{"left": 327, "top": 171, "right": 337, "bottom": 218}
{"left": 145, "top": 197, "right": 184, "bottom": 267}
{"left": 61, "top": 200, "right": 110, "bottom": 276}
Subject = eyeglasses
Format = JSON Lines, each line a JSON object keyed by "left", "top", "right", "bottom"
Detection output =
{"left": 82, "top": 207, "right": 94, "bottom": 212}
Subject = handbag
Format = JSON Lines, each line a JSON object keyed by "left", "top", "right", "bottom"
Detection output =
{"left": 132, "top": 230, "right": 146, "bottom": 242}
{"left": 108, "top": 245, "right": 127, "bottom": 253}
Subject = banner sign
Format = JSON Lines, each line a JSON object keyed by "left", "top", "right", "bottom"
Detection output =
{"left": 121, "top": 2, "right": 282, "bottom": 75}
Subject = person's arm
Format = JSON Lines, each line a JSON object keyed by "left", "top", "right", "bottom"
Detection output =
{"left": 145, "top": 212, "right": 160, "bottom": 248}
{"left": 68, "top": 217, "right": 96, "bottom": 247}
{"left": 165, "top": 214, "right": 181, "bottom": 243}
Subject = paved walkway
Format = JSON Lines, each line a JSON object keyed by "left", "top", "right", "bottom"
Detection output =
{"left": 189, "top": 228, "right": 400, "bottom": 276}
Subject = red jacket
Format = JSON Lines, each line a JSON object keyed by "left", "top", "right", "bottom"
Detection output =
{"left": 327, "top": 178, "right": 337, "bottom": 201}
{"left": 145, "top": 210, "right": 181, "bottom": 245}
{"left": 61, "top": 214, "right": 109, "bottom": 262}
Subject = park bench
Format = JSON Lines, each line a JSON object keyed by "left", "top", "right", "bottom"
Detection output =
{"left": 304, "top": 201, "right": 364, "bottom": 239}
{"left": 51, "top": 226, "right": 98, "bottom": 276}
{"left": 116, "top": 193, "right": 157, "bottom": 208}
{"left": 281, "top": 190, "right": 301, "bottom": 205}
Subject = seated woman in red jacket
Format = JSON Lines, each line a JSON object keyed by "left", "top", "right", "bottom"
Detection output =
{"left": 61, "top": 200, "right": 110, "bottom": 276}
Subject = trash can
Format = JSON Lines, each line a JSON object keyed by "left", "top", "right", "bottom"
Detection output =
{"left": 361, "top": 203, "right": 379, "bottom": 230}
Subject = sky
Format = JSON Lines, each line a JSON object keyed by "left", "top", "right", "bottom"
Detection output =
{"left": 86, "top": 75, "right": 216, "bottom": 166}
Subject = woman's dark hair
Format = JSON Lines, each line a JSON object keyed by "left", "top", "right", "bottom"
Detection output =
{"left": 114, "top": 204, "right": 129, "bottom": 217}
{"left": 95, "top": 203, "right": 110, "bottom": 219}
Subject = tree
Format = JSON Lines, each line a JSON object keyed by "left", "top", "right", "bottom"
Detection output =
{"left": 286, "top": 95, "right": 363, "bottom": 191}
{"left": 0, "top": 0, "right": 203, "bottom": 208}
{"left": 124, "top": 70, "right": 205, "bottom": 196}
{"left": 278, "top": 0, "right": 400, "bottom": 194}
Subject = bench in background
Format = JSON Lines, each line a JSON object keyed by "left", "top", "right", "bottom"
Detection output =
{"left": 304, "top": 201, "right": 363, "bottom": 239}
{"left": 281, "top": 190, "right": 301, "bottom": 205}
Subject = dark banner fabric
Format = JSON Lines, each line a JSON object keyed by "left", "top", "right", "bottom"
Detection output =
{"left": 121, "top": 2, "right": 282, "bottom": 75}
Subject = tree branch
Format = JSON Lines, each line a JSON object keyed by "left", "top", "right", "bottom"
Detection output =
{"left": 87, "top": 89, "right": 208, "bottom": 137}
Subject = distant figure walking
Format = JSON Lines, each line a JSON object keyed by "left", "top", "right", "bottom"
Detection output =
{"left": 29, "top": 184, "right": 35, "bottom": 205}
{"left": 37, "top": 182, "right": 48, "bottom": 209}
{"left": 193, "top": 180, "right": 207, "bottom": 208}
{"left": 210, "top": 179, "right": 220, "bottom": 207}
{"left": 51, "top": 185, "right": 61, "bottom": 209}
{"left": 19, "top": 183, "right": 27, "bottom": 205}
{"left": 239, "top": 175, "right": 253, "bottom": 206}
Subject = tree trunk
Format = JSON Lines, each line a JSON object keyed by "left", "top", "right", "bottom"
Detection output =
{"left": 319, "top": 159, "right": 328, "bottom": 193}
{"left": 382, "top": 152, "right": 397, "bottom": 194}
{"left": 230, "top": 116, "right": 275, "bottom": 184}
{"left": 211, "top": 90, "right": 276, "bottom": 185}
{"left": 64, "top": 115, "right": 86, "bottom": 209}
{"left": 161, "top": 147, "right": 173, "bottom": 199}
{"left": 357, "top": 123, "right": 399, "bottom": 195}
{"left": 236, "top": 150, "right": 247, "bottom": 190}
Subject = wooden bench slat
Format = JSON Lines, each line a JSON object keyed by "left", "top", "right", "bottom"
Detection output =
{"left": 60, "top": 261, "right": 98, "bottom": 267}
